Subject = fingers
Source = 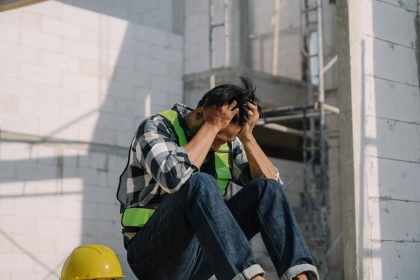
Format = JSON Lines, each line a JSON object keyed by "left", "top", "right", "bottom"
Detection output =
{"left": 227, "top": 100, "right": 237, "bottom": 111}
{"left": 247, "top": 101, "right": 258, "bottom": 112}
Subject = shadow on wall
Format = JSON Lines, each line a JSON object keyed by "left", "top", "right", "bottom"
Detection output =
{"left": 361, "top": 1, "right": 420, "bottom": 279}
{"left": 0, "top": 1, "right": 182, "bottom": 279}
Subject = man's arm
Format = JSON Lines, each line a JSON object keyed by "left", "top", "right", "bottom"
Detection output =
{"left": 238, "top": 102, "right": 278, "bottom": 180}
{"left": 184, "top": 101, "right": 239, "bottom": 167}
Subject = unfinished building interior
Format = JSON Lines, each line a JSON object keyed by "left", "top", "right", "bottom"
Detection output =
{"left": 0, "top": 0, "right": 418, "bottom": 279}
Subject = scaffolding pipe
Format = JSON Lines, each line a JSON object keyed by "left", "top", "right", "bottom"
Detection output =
{"left": 272, "top": 0, "right": 281, "bottom": 75}
{"left": 316, "top": 0, "right": 330, "bottom": 278}
{"left": 224, "top": 0, "right": 230, "bottom": 67}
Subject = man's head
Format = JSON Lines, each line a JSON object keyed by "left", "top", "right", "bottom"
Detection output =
{"left": 191, "top": 77, "right": 260, "bottom": 151}
{"left": 196, "top": 77, "right": 260, "bottom": 126}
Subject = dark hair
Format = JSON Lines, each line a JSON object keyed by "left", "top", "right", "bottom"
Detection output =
{"left": 197, "top": 77, "right": 260, "bottom": 125}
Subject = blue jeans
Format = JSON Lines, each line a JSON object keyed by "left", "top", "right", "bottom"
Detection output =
{"left": 127, "top": 172, "right": 318, "bottom": 280}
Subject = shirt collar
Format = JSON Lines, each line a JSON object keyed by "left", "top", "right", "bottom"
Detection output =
{"left": 170, "top": 103, "right": 194, "bottom": 140}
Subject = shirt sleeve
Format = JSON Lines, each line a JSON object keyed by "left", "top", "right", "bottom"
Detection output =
{"left": 231, "top": 138, "right": 284, "bottom": 186}
{"left": 136, "top": 115, "right": 197, "bottom": 193}
{"left": 231, "top": 138, "right": 253, "bottom": 186}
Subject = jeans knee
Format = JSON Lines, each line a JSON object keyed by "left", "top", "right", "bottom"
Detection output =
{"left": 185, "top": 172, "right": 220, "bottom": 197}
{"left": 249, "top": 177, "right": 285, "bottom": 198}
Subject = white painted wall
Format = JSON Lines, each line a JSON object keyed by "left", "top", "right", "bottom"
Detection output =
{"left": 344, "top": 0, "right": 420, "bottom": 279}
{"left": 0, "top": 1, "right": 183, "bottom": 279}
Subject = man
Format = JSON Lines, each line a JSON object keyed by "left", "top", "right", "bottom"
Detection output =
{"left": 117, "top": 78, "right": 318, "bottom": 280}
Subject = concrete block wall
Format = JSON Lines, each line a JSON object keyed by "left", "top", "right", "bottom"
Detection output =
{"left": 59, "top": 0, "right": 179, "bottom": 34}
{"left": 184, "top": 0, "right": 210, "bottom": 73}
{"left": 338, "top": 0, "right": 420, "bottom": 279}
{"left": 0, "top": 1, "right": 183, "bottom": 279}
{"left": 249, "top": 0, "right": 302, "bottom": 79}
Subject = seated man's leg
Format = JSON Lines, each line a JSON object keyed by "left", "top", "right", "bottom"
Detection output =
{"left": 127, "top": 172, "right": 264, "bottom": 280}
{"left": 226, "top": 178, "right": 319, "bottom": 280}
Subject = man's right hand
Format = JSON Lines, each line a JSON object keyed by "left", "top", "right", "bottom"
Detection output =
{"left": 203, "top": 100, "right": 240, "bottom": 131}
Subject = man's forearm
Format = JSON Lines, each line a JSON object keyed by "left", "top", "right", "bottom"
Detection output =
{"left": 184, "top": 122, "right": 219, "bottom": 167}
{"left": 240, "top": 135, "right": 277, "bottom": 179}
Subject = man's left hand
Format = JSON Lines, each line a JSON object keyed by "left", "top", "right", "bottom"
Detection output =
{"left": 239, "top": 102, "right": 259, "bottom": 141}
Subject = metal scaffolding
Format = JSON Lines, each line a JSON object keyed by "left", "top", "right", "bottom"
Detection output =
{"left": 207, "top": 0, "right": 339, "bottom": 278}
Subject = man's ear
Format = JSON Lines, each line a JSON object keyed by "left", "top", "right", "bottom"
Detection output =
{"left": 194, "top": 107, "right": 204, "bottom": 120}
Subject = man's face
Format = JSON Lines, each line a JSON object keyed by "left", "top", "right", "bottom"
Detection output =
{"left": 210, "top": 122, "right": 242, "bottom": 151}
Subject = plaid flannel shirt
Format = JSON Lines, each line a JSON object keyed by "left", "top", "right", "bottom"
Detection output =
{"left": 117, "top": 103, "right": 281, "bottom": 210}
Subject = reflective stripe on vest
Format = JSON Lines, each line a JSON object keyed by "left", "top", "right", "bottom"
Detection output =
{"left": 122, "top": 207, "right": 155, "bottom": 227}
{"left": 122, "top": 109, "right": 232, "bottom": 228}
{"left": 159, "top": 109, "right": 232, "bottom": 193}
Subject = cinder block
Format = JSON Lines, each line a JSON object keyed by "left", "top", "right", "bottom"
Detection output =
{"left": 152, "top": 46, "right": 182, "bottom": 65}
{"left": 0, "top": 230, "right": 14, "bottom": 253}
{"left": 0, "top": 113, "right": 40, "bottom": 135}
{"left": 19, "top": 0, "right": 63, "bottom": 18}
{"left": 62, "top": 71, "right": 99, "bottom": 92}
{"left": 62, "top": 38, "right": 99, "bottom": 61}
{"left": 0, "top": 57, "right": 19, "bottom": 78}
{"left": 95, "top": 202, "right": 120, "bottom": 221}
{"left": 368, "top": 199, "right": 420, "bottom": 241}
{"left": 365, "top": 77, "right": 420, "bottom": 123}
{"left": 168, "top": 34, "right": 183, "bottom": 50}
{"left": 142, "top": 9, "right": 172, "bottom": 26}
{"left": 365, "top": 156, "right": 420, "bottom": 201}
{"left": 0, "top": 41, "right": 40, "bottom": 64}
{"left": 96, "top": 112, "right": 132, "bottom": 131}
{"left": 185, "top": 57, "right": 209, "bottom": 74}
{"left": 136, "top": 25, "right": 168, "bottom": 46}
{"left": 55, "top": 199, "right": 83, "bottom": 219}
{"left": 186, "top": 0, "right": 208, "bottom": 14}
{"left": 38, "top": 84, "right": 80, "bottom": 107}
{"left": 0, "top": 23, "right": 20, "bottom": 43}
{"left": 18, "top": 11, "right": 42, "bottom": 30}
{"left": 364, "top": 36, "right": 418, "bottom": 86}
{"left": 0, "top": 181, "right": 24, "bottom": 196}
{"left": 113, "top": 66, "right": 147, "bottom": 86}
{"left": 380, "top": 0, "right": 417, "bottom": 12}
{"left": 0, "top": 76, "right": 39, "bottom": 97}
{"left": 113, "top": 52, "right": 136, "bottom": 69}
{"left": 371, "top": 238, "right": 420, "bottom": 278}
{"left": 62, "top": 5, "right": 100, "bottom": 28}
{"left": 185, "top": 12, "right": 208, "bottom": 31}
{"left": 150, "top": 75, "right": 182, "bottom": 94}
{"left": 40, "top": 51, "right": 79, "bottom": 72}
{"left": 185, "top": 27, "right": 208, "bottom": 44}
{"left": 82, "top": 219, "right": 117, "bottom": 238}
{"left": 83, "top": 185, "right": 117, "bottom": 203}
{"left": 0, "top": 254, "right": 34, "bottom": 272}
{"left": 167, "top": 63, "right": 183, "bottom": 79}
{"left": 1, "top": 215, "right": 36, "bottom": 234}
{"left": 20, "top": 29, "right": 61, "bottom": 52}
{"left": 365, "top": 116, "right": 420, "bottom": 163}
{"left": 0, "top": 9, "right": 19, "bottom": 24}
{"left": 42, "top": 16, "right": 81, "bottom": 40}
{"left": 366, "top": 1, "right": 416, "bottom": 47}
{"left": 127, "top": 0, "right": 160, "bottom": 14}
{"left": 121, "top": 38, "right": 152, "bottom": 57}
{"left": 14, "top": 160, "right": 57, "bottom": 181}
{"left": 20, "top": 63, "right": 61, "bottom": 86}
{"left": 0, "top": 142, "right": 32, "bottom": 160}
{"left": 135, "top": 57, "right": 167, "bottom": 75}
{"left": 18, "top": 98, "right": 60, "bottom": 118}
{"left": 35, "top": 216, "right": 81, "bottom": 236}
{"left": 55, "top": 236, "right": 81, "bottom": 254}
{"left": 0, "top": 94, "right": 18, "bottom": 114}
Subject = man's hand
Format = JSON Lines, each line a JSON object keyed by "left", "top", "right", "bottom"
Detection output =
{"left": 204, "top": 101, "right": 240, "bottom": 131}
{"left": 239, "top": 102, "right": 259, "bottom": 141}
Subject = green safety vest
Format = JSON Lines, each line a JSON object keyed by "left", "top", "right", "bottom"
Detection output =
{"left": 121, "top": 109, "right": 232, "bottom": 228}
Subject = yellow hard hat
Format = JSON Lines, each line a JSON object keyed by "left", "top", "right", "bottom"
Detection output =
{"left": 60, "top": 244, "right": 125, "bottom": 280}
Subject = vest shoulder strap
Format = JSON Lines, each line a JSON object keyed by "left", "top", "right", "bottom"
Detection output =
{"left": 158, "top": 109, "right": 187, "bottom": 146}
